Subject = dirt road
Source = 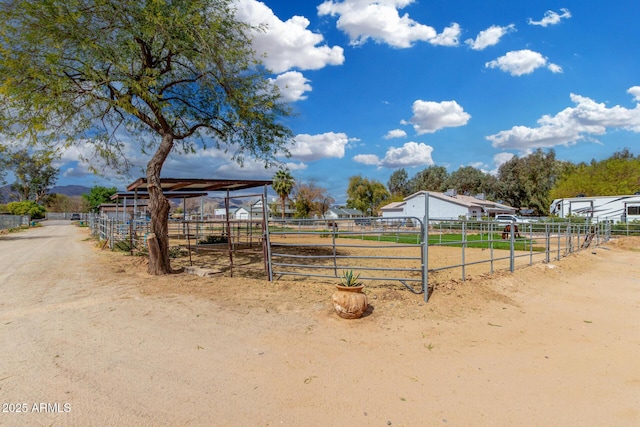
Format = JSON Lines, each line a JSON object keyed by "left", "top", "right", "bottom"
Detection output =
{"left": 1, "top": 221, "right": 639, "bottom": 426}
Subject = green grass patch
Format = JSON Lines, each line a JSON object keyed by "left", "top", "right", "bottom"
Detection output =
{"left": 342, "top": 232, "right": 544, "bottom": 251}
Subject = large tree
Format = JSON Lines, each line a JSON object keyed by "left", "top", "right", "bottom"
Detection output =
{"left": 292, "top": 181, "right": 333, "bottom": 218}
{"left": 272, "top": 169, "right": 295, "bottom": 219}
{"left": 497, "top": 149, "right": 561, "bottom": 215}
{"left": 443, "top": 165, "right": 498, "bottom": 199}
{"left": 387, "top": 168, "right": 410, "bottom": 197}
{"left": 6, "top": 149, "right": 59, "bottom": 203}
{"left": 82, "top": 186, "right": 118, "bottom": 213}
{"left": 346, "top": 175, "right": 390, "bottom": 217}
{"left": 0, "top": 0, "right": 293, "bottom": 274}
{"left": 407, "top": 165, "right": 449, "bottom": 194}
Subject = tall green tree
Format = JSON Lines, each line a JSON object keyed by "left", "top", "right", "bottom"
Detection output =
{"left": 346, "top": 175, "right": 390, "bottom": 217}
{"left": 272, "top": 169, "right": 295, "bottom": 219}
{"left": 6, "top": 149, "right": 59, "bottom": 203}
{"left": 407, "top": 165, "right": 449, "bottom": 194}
{"left": 443, "top": 166, "right": 497, "bottom": 199}
{"left": 387, "top": 168, "right": 410, "bottom": 197}
{"left": 0, "top": 0, "right": 293, "bottom": 274}
{"left": 497, "top": 149, "right": 561, "bottom": 215}
{"left": 82, "top": 186, "right": 117, "bottom": 213}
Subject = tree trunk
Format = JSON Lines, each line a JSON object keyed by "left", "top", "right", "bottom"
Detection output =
{"left": 147, "top": 133, "right": 175, "bottom": 275}
{"left": 281, "top": 197, "right": 285, "bottom": 219}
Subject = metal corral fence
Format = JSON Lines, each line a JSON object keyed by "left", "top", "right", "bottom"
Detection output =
{"left": 0, "top": 214, "right": 29, "bottom": 230}
{"left": 608, "top": 219, "right": 640, "bottom": 237}
{"left": 267, "top": 216, "right": 611, "bottom": 302}
{"left": 89, "top": 216, "right": 151, "bottom": 251}
{"left": 88, "top": 216, "right": 266, "bottom": 275}
{"left": 88, "top": 214, "right": 612, "bottom": 302}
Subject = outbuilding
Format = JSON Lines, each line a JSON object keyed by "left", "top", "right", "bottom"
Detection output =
{"left": 550, "top": 194, "right": 640, "bottom": 223}
{"left": 380, "top": 191, "right": 516, "bottom": 221}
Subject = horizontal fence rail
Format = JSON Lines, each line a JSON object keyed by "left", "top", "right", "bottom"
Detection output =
{"left": 88, "top": 214, "right": 612, "bottom": 302}
{"left": 266, "top": 217, "right": 427, "bottom": 295}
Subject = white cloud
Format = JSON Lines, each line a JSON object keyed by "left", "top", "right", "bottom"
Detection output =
{"left": 380, "top": 141, "right": 434, "bottom": 167}
{"left": 384, "top": 129, "right": 407, "bottom": 139}
{"left": 354, "top": 141, "right": 434, "bottom": 168}
{"left": 353, "top": 154, "right": 381, "bottom": 165}
{"left": 317, "top": 0, "right": 460, "bottom": 48}
{"left": 429, "top": 22, "right": 461, "bottom": 47}
{"left": 486, "top": 89, "right": 640, "bottom": 151}
{"left": 235, "top": 0, "right": 344, "bottom": 73}
{"left": 270, "top": 71, "right": 312, "bottom": 102}
{"left": 288, "top": 132, "right": 351, "bottom": 161}
{"left": 493, "top": 152, "right": 515, "bottom": 167}
{"left": 528, "top": 8, "right": 572, "bottom": 27}
{"left": 403, "top": 100, "right": 471, "bottom": 134}
{"left": 628, "top": 86, "right": 640, "bottom": 102}
{"left": 465, "top": 24, "right": 515, "bottom": 50}
{"left": 485, "top": 49, "right": 561, "bottom": 76}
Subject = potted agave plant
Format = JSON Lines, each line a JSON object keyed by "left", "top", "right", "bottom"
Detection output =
{"left": 332, "top": 270, "right": 368, "bottom": 319}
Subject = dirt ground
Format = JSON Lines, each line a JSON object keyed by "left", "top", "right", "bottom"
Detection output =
{"left": 1, "top": 221, "right": 639, "bottom": 426}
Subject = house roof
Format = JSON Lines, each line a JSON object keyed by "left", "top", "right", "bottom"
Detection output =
{"left": 385, "top": 191, "right": 516, "bottom": 213}
{"left": 379, "top": 201, "right": 405, "bottom": 211}
{"left": 126, "top": 178, "right": 272, "bottom": 193}
{"left": 110, "top": 191, "right": 209, "bottom": 201}
{"left": 328, "top": 207, "right": 364, "bottom": 216}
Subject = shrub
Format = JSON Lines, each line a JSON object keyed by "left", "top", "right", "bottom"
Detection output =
{"left": 198, "top": 235, "right": 228, "bottom": 244}
{"left": 6, "top": 201, "right": 46, "bottom": 219}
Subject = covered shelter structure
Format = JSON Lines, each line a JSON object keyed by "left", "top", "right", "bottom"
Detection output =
{"left": 108, "top": 190, "right": 209, "bottom": 222}
{"left": 126, "top": 178, "right": 273, "bottom": 277}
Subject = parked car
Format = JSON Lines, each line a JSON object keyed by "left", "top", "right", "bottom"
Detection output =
{"left": 495, "top": 214, "right": 524, "bottom": 223}
{"left": 70, "top": 213, "right": 81, "bottom": 220}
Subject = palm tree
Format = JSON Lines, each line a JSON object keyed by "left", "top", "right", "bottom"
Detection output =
{"left": 272, "top": 169, "right": 295, "bottom": 219}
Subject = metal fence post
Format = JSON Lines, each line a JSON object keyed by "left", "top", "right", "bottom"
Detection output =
{"left": 423, "top": 193, "right": 429, "bottom": 303}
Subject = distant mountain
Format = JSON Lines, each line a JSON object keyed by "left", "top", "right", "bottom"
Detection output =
{"left": 0, "top": 184, "right": 91, "bottom": 203}
{"left": 50, "top": 185, "right": 91, "bottom": 197}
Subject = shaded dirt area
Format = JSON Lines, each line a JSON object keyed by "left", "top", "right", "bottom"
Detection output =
{"left": 1, "top": 222, "right": 639, "bottom": 426}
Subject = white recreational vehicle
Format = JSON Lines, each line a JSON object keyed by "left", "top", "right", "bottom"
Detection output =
{"left": 550, "top": 195, "right": 640, "bottom": 223}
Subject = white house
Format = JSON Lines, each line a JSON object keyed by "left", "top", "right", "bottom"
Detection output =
{"left": 380, "top": 191, "right": 516, "bottom": 221}
{"left": 324, "top": 207, "right": 365, "bottom": 219}
{"left": 550, "top": 194, "right": 640, "bottom": 223}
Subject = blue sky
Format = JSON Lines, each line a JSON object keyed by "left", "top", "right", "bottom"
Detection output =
{"left": 41, "top": 1, "right": 640, "bottom": 202}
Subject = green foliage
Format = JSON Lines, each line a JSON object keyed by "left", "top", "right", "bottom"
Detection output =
{"left": 6, "top": 201, "right": 46, "bottom": 218}
{"left": 550, "top": 149, "right": 640, "bottom": 199}
{"left": 340, "top": 270, "right": 363, "bottom": 287}
{"left": 407, "top": 165, "right": 449, "bottom": 194}
{"left": 0, "top": 0, "right": 293, "bottom": 163}
{"left": 4, "top": 149, "right": 58, "bottom": 202}
{"left": 387, "top": 168, "right": 410, "bottom": 197}
{"left": 496, "top": 149, "right": 561, "bottom": 215}
{"left": 82, "top": 186, "right": 117, "bottom": 212}
{"left": 443, "top": 166, "right": 498, "bottom": 199}
{"left": 346, "top": 175, "right": 390, "bottom": 216}
{"left": 198, "top": 235, "right": 228, "bottom": 244}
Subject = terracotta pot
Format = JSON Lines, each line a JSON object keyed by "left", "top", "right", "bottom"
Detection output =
{"left": 332, "top": 285, "right": 368, "bottom": 319}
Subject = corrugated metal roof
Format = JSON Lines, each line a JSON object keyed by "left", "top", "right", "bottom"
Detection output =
{"left": 126, "top": 177, "right": 272, "bottom": 192}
